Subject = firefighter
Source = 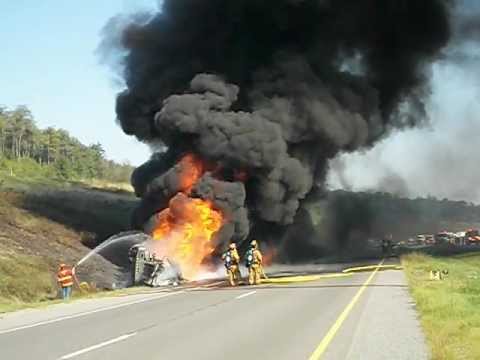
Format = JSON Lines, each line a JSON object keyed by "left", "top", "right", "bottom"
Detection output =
{"left": 57, "top": 264, "right": 74, "bottom": 300}
{"left": 222, "top": 243, "right": 240, "bottom": 286}
{"left": 381, "top": 234, "right": 393, "bottom": 257}
{"left": 246, "top": 240, "right": 263, "bottom": 285}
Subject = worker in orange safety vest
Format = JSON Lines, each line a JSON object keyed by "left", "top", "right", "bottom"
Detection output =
{"left": 57, "top": 264, "right": 74, "bottom": 300}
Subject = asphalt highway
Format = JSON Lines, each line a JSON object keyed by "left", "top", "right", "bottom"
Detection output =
{"left": 0, "top": 260, "right": 427, "bottom": 360}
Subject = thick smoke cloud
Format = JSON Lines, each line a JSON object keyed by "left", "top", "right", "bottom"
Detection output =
{"left": 102, "top": 0, "right": 453, "bottom": 255}
{"left": 192, "top": 173, "right": 249, "bottom": 245}
{"left": 328, "top": 0, "right": 480, "bottom": 206}
{"left": 454, "top": 0, "right": 480, "bottom": 42}
{"left": 329, "top": 105, "right": 480, "bottom": 204}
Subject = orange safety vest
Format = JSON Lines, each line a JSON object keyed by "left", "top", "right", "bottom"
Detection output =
{"left": 57, "top": 268, "right": 74, "bottom": 288}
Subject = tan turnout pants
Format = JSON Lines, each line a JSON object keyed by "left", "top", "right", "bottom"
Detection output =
{"left": 227, "top": 265, "right": 240, "bottom": 286}
{"left": 248, "top": 264, "right": 261, "bottom": 285}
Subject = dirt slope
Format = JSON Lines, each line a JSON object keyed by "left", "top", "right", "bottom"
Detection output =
{"left": 0, "top": 182, "right": 138, "bottom": 307}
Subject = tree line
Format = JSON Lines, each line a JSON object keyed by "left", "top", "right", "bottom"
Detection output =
{"left": 0, "top": 105, "right": 134, "bottom": 182}
{"left": 306, "top": 189, "right": 480, "bottom": 248}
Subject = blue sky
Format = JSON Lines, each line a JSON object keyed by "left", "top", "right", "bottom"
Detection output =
{"left": 0, "top": 1, "right": 159, "bottom": 165}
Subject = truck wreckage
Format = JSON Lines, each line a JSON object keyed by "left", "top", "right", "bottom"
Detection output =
{"left": 128, "top": 244, "right": 184, "bottom": 287}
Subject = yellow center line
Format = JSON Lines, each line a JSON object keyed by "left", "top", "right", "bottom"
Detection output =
{"left": 342, "top": 264, "right": 402, "bottom": 273}
{"left": 308, "top": 259, "right": 385, "bottom": 360}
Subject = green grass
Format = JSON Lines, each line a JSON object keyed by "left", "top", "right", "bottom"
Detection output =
{"left": 0, "top": 157, "right": 133, "bottom": 194}
{"left": 402, "top": 252, "right": 480, "bottom": 360}
{"left": 0, "top": 251, "right": 57, "bottom": 313}
{"left": 0, "top": 250, "right": 156, "bottom": 313}
{"left": 0, "top": 170, "right": 137, "bottom": 313}
{"left": 0, "top": 249, "right": 140, "bottom": 313}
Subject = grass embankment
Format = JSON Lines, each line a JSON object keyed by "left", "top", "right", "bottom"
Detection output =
{"left": 402, "top": 252, "right": 480, "bottom": 360}
{"left": 0, "top": 169, "right": 137, "bottom": 313}
{"left": 0, "top": 250, "right": 144, "bottom": 313}
{"left": 0, "top": 158, "right": 133, "bottom": 194}
{"left": 0, "top": 250, "right": 57, "bottom": 312}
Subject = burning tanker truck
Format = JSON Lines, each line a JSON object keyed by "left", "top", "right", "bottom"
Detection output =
{"left": 102, "top": 0, "right": 452, "bottom": 281}
{"left": 129, "top": 153, "right": 249, "bottom": 283}
{"left": 128, "top": 244, "right": 183, "bottom": 287}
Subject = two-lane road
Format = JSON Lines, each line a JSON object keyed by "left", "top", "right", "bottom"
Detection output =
{"left": 0, "top": 263, "right": 427, "bottom": 360}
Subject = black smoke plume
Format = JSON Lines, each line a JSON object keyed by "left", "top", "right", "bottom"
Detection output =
{"left": 102, "top": 0, "right": 453, "bottom": 257}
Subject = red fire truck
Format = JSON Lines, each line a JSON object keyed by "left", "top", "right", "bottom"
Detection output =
{"left": 465, "top": 229, "right": 480, "bottom": 245}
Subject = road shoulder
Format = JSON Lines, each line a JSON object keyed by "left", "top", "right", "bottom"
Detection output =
{"left": 325, "top": 269, "right": 428, "bottom": 360}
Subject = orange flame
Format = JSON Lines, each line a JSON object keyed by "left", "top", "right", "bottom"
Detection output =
{"left": 151, "top": 154, "right": 223, "bottom": 279}
{"left": 262, "top": 246, "right": 278, "bottom": 266}
{"left": 177, "top": 153, "right": 204, "bottom": 194}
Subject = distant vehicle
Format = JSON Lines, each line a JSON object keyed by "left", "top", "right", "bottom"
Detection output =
{"left": 435, "top": 231, "right": 455, "bottom": 245}
{"left": 425, "top": 234, "right": 435, "bottom": 245}
{"left": 416, "top": 235, "right": 426, "bottom": 244}
{"left": 465, "top": 229, "right": 480, "bottom": 245}
{"left": 454, "top": 231, "right": 467, "bottom": 246}
{"left": 406, "top": 238, "right": 415, "bottom": 245}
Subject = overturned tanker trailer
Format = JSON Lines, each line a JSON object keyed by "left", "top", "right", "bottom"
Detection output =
{"left": 128, "top": 244, "right": 184, "bottom": 287}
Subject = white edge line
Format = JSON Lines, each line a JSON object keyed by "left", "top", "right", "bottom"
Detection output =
{"left": 236, "top": 290, "right": 257, "bottom": 299}
{"left": 0, "top": 291, "right": 184, "bottom": 335}
{"left": 60, "top": 332, "right": 137, "bottom": 359}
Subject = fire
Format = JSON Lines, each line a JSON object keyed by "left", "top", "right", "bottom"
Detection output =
{"left": 152, "top": 193, "right": 223, "bottom": 278}
{"left": 262, "top": 246, "right": 278, "bottom": 266}
{"left": 151, "top": 154, "right": 224, "bottom": 279}
{"left": 177, "top": 153, "right": 204, "bottom": 194}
